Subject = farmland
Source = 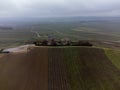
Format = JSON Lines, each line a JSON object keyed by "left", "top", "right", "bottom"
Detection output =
{"left": 0, "top": 47, "right": 120, "bottom": 90}
{"left": 0, "top": 19, "right": 120, "bottom": 49}
{"left": 0, "top": 47, "right": 48, "bottom": 90}
{"left": 0, "top": 29, "right": 36, "bottom": 48}
{"left": 0, "top": 18, "right": 120, "bottom": 90}
{"left": 29, "top": 20, "right": 120, "bottom": 41}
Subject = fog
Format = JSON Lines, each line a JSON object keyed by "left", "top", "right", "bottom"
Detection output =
{"left": 0, "top": 0, "right": 120, "bottom": 18}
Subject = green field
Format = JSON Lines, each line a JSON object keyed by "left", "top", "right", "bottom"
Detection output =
{"left": 105, "top": 49, "right": 120, "bottom": 69}
{"left": 62, "top": 47, "right": 120, "bottom": 90}
{"left": 0, "top": 29, "right": 36, "bottom": 48}
{"left": 31, "top": 21, "right": 120, "bottom": 41}
{"left": 0, "top": 20, "right": 120, "bottom": 49}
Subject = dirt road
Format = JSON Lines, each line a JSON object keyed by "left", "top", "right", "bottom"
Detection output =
{"left": 30, "top": 27, "right": 41, "bottom": 38}
{"left": 3, "top": 44, "right": 35, "bottom": 53}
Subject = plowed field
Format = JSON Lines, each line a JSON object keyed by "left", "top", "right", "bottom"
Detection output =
{"left": 0, "top": 47, "right": 120, "bottom": 90}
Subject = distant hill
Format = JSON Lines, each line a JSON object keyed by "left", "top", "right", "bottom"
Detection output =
{"left": 0, "top": 26, "right": 13, "bottom": 30}
{"left": 0, "top": 47, "right": 120, "bottom": 90}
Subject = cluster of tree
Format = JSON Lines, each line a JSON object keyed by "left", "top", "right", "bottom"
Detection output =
{"left": 33, "top": 39, "right": 93, "bottom": 46}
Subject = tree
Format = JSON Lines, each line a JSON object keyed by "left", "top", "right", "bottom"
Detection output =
{"left": 41, "top": 40, "right": 48, "bottom": 46}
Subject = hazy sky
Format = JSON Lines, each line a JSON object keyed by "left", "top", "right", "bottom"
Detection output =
{"left": 0, "top": 0, "right": 120, "bottom": 18}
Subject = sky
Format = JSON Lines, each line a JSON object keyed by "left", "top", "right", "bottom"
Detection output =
{"left": 0, "top": 0, "right": 120, "bottom": 18}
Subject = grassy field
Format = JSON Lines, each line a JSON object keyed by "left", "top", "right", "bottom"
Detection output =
{"left": 0, "top": 20, "right": 120, "bottom": 48}
{"left": 0, "top": 28, "right": 36, "bottom": 48}
{"left": 0, "top": 46, "right": 120, "bottom": 90}
{"left": 30, "top": 21, "right": 120, "bottom": 41}
{"left": 64, "top": 47, "right": 120, "bottom": 90}
{"left": 105, "top": 49, "right": 120, "bottom": 69}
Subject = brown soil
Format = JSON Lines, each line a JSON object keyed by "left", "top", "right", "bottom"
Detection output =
{"left": 48, "top": 48, "right": 70, "bottom": 90}
{"left": 0, "top": 47, "right": 48, "bottom": 90}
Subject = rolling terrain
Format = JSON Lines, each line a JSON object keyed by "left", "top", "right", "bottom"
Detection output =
{"left": 0, "top": 18, "right": 120, "bottom": 90}
{"left": 0, "top": 46, "right": 120, "bottom": 90}
{"left": 0, "top": 19, "right": 120, "bottom": 49}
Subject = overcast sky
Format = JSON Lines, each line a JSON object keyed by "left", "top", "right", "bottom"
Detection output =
{"left": 0, "top": 0, "right": 120, "bottom": 18}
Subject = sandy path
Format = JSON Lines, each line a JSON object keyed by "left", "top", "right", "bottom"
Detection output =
{"left": 3, "top": 44, "right": 35, "bottom": 53}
